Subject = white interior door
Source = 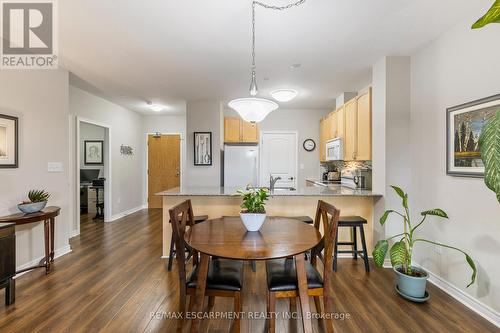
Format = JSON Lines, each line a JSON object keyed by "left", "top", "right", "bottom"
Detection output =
{"left": 260, "top": 132, "right": 297, "bottom": 188}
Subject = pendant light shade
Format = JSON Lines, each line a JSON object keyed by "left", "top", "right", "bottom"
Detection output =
{"left": 228, "top": 98, "right": 279, "bottom": 123}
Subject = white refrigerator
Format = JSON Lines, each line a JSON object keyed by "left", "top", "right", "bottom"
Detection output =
{"left": 224, "top": 145, "right": 259, "bottom": 188}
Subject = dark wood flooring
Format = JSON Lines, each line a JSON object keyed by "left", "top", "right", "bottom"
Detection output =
{"left": 0, "top": 209, "right": 496, "bottom": 332}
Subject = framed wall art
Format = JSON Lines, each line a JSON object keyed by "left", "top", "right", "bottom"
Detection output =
{"left": 194, "top": 132, "right": 212, "bottom": 166}
{"left": 84, "top": 140, "right": 104, "bottom": 165}
{"left": 446, "top": 94, "right": 500, "bottom": 177}
{"left": 0, "top": 114, "right": 19, "bottom": 168}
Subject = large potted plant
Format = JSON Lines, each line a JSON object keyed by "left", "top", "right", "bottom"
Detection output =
{"left": 372, "top": 186, "right": 477, "bottom": 301}
{"left": 237, "top": 188, "right": 270, "bottom": 231}
{"left": 18, "top": 189, "right": 50, "bottom": 214}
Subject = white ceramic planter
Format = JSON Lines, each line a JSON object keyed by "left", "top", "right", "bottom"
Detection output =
{"left": 240, "top": 213, "right": 266, "bottom": 232}
{"left": 394, "top": 265, "right": 429, "bottom": 299}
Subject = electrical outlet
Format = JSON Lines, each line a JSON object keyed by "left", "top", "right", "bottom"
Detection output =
{"left": 434, "top": 243, "right": 443, "bottom": 255}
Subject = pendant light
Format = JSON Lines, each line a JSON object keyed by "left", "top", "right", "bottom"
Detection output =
{"left": 228, "top": 0, "right": 307, "bottom": 123}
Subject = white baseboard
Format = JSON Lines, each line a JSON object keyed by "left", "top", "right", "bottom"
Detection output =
{"left": 106, "top": 205, "right": 145, "bottom": 222}
{"left": 414, "top": 263, "right": 500, "bottom": 328}
{"left": 15, "top": 244, "right": 72, "bottom": 278}
{"left": 69, "top": 229, "right": 79, "bottom": 239}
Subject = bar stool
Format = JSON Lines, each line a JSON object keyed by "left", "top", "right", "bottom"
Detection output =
{"left": 167, "top": 215, "right": 208, "bottom": 271}
{"left": 333, "top": 216, "right": 369, "bottom": 272}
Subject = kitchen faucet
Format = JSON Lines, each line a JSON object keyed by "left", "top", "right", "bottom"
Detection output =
{"left": 269, "top": 175, "right": 282, "bottom": 191}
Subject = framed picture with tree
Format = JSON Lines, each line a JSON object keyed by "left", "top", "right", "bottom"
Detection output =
{"left": 446, "top": 94, "right": 500, "bottom": 177}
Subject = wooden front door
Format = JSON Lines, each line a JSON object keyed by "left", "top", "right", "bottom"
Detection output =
{"left": 148, "top": 134, "right": 180, "bottom": 209}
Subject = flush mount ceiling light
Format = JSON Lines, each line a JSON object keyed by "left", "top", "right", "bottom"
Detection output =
{"left": 270, "top": 89, "right": 298, "bottom": 102}
{"left": 147, "top": 101, "right": 164, "bottom": 112}
{"left": 228, "top": 0, "right": 306, "bottom": 123}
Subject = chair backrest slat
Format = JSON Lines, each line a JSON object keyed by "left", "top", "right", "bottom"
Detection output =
{"left": 312, "top": 200, "right": 340, "bottom": 285}
{"left": 169, "top": 200, "right": 195, "bottom": 286}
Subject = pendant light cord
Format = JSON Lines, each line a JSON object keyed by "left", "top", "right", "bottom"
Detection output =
{"left": 250, "top": 0, "right": 306, "bottom": 91}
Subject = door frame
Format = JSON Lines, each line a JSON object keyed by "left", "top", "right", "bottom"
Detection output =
{"left": 74, "top": 117, "right": 112, "bottom": 236}
{"left": 144, "top": 132, "right": 184, "bottom": 208}
{"left": 259, "top": 130, "right": 298, "bottom": 188}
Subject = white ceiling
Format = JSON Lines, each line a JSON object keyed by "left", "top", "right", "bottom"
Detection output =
{"left": 60, "top": 0, "right": 487, "bottom": 115}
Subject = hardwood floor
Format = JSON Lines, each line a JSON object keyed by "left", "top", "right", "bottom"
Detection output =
{"left": 0, "top": 209, "right": 496, "bottom": 332}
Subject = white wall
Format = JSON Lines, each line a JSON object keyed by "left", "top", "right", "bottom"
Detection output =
{"left": 142, "top": 114, "right": 186, "bottom": 204}
{"left": 411, "top": 17, "right": 500, "bottom": 314}
{"left": 80, "top": 122, "right": 105, "bottom": 177}
{"left": 0, "top": 69, "right": 71, "bottom": 268}
{"left": 185, "top": 101, "right": 223, "bottom": 187}
{"left": 371, "top": 56, "right": 412, "bottom": 239}
{"left": 225, "top": 108, "right": 330, "bottom": 186}
{"left": 70, "top": 85, "right": 144, "bottom": 225}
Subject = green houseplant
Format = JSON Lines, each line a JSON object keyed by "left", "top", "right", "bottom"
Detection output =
{"left": 372, "top": 186, "right": 477, "bottom": 300}
{"left": 472, "top": 0, "right": 500, "bottom": 29}
{"left": 18, "top": 189, "right": 51, "bottom": 214}
{"left": 237, "top": 188, "right": 270, "bottom": 231}
{"left": 479, "top": 110, "right": 500, "bottom": 203}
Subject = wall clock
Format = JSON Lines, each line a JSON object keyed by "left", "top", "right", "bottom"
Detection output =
{"left": 303, "top": 139, "right": 316, "bottom": 152}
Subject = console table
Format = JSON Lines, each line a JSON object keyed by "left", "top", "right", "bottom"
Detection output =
{"left": 0, "top": 223, "right": 15, "bottom": 305}
{"left": 0, "top": 206, "right": 61, "bottom": 275}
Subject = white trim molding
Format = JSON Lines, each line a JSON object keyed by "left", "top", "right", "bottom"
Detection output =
{"left": 107, "top": 205, "right": 145, "bottom": 222}
{"left": 415, "top": 264, "right": 500, "bottom": 328}
{"left": 15, "top": 244, "right": 72, "bottom": 277}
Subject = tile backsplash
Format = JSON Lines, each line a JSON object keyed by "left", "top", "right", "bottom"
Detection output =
{"left": 322, "top": 161, "right": 372, "bottom": 177}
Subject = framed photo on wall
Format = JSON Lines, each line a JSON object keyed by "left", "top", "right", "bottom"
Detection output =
{"left": 84, "top": 140, "right": 104, "bottom": 165}
{"left": 194, "top": 132, "right": 212, "bottom": 166}
{"left": 0, "top": 114, "right": 18, "bottom": 168}
{"left": 446, "top": 94, "right": 500, "bottom": 177}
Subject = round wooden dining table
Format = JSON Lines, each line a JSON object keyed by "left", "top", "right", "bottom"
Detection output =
{"left": 184, "top": 216, "right": 322, "bottom": 333}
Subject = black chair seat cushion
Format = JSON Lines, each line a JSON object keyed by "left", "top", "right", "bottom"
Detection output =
{"left": 187, "top": 259, "right": 244, "bottom": 291}
{"left": 266, "top": 258, "right": 323, "bottom": 292}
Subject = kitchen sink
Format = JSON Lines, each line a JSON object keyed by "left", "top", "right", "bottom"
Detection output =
{"left": 246, "top": 186, "right": 296, "bottom": 191}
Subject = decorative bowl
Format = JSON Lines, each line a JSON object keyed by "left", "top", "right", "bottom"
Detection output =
{"left": 240, "top": 213, "right": 266, "bottom": 232}
{"left": 18, "top": 201, "right": 47, "bottom": 214}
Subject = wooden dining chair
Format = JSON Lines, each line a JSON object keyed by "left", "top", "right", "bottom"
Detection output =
{"left": 169, "top": 200, "right": 244, "bottom": 333}
{"left": 265, "top": 200, "right": 340, "bottom": 333}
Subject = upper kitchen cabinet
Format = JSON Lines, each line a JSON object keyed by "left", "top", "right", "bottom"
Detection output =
{"left": 224, "top": 117, "right": 259, "bottom": 143}
{"left": 241, "top": 120, "right": 259, "bottom": 142}
{"left": 356, "top": 88, "right": 372, "bottom": 161}
{"left": 319, "top": 117, "right": 327, "bottom": 162}
{"left": 318, "top": 87, "right": 372, "bottom": 162}
{"left": 327, "top": 111, "right": 338, "bottom": 140}
{"left": 344, "top": 99, "right": 358, "bottom": 160}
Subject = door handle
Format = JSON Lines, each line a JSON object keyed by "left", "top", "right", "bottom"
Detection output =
{"left": 289, "top": 177, "right": 294, "bottom": 180}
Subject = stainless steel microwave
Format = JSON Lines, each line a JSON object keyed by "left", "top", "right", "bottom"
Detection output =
{"left": 326, "top": 138, "right": 343, "bottom": 161}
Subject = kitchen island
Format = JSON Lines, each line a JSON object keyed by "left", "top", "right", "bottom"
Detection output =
{"left": 157, "top": 185, "right": 382, "bottom": 258}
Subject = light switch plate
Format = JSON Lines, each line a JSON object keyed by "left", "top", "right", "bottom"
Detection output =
{"left": 48, "top": 162, "right": 63, "bottom": 172}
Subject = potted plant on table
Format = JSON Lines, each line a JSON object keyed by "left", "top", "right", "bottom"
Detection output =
{"left": 18, "top": 190, "right": 50, "bottom": 214}
{"left": 237, "top": 188, "right": 270, "bottom": 232}
{"left": 372, "top": 186, "right": 477, "bottom": 302}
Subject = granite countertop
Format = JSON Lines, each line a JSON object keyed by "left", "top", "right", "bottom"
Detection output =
{"left": 156, "top": 185, "right": 382, "bottom": 197}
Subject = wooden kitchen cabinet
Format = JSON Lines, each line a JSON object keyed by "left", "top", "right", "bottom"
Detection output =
{"left": 224, "top": 117, "right": 259, "bottom": 143}
{"left": 318, "top": 87, "right": 371, "bottom": 163}
{"left": 344, "top": 99, "right": 357, "bottom": 160}
{"left": 356, "top": 88, "right": 372, "bottom": 160}
{"left": 327, "top": 111, "right": 338, "bottom": 139}
{"left": 319, "top": 117, "right": 327, "bottom": 162}
{"left": 241, "top": 121, "right": 259, "bottom": 142}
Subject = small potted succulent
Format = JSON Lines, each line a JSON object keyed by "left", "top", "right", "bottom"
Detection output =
{"left": 18, "top": 190, "right": 50, "bottom": 214}
{"left": 237, "top": 188, "right": 270, "bottom": 231}
{"left": 373, "top": 186, "right": 476, "bottom": 302}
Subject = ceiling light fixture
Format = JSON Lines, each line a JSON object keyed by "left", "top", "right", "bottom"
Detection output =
{"left": 228, "top": 0, "right": 306, "bottom": 123}
{"left": 147, "top": 101, "right": 164, "bottom": 112}
{"left": 271, "top": 89, "right": 298, "bottom": 102}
